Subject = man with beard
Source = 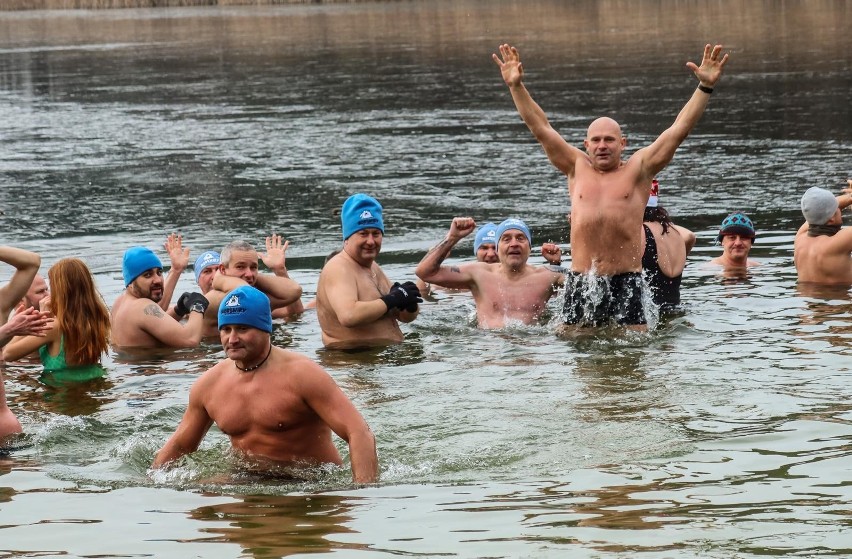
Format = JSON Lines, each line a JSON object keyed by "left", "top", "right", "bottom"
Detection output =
{"left": 416, "top": 217, "right": 564, "bottom": 328}
{"left": 152, "top": 286, "right": 378, "bottom": 483}
{"left": 110, "top": 243, "right": 209, "bottom": 348}
{"left": 201, "top": 236, "right": 303, "bottom": 337}
{"left": 493, "top": 43, "right": 728, "bottom": 328}
{"left": 316, "top": 193, "right": 421, "bottom": 349}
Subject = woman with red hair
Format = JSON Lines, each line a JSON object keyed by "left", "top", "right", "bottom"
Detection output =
{"left": 3, "top": 258, "right": 110, "bottom": 384}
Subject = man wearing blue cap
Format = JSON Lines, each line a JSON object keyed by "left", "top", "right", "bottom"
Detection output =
{"left": 193, "top": 250, "right": 221, "bottom": 295}
{"left": 416, "top": 217, "right": 564, "bottom": 328}
{"left": 202, "top": 235, "right": 303, "bottom": 337}
{"left": 709, "top": 212, "right": 759, "bottom": 270}
{"left": 794, "top": 181, "right": 852, "bottom": 285}
{"left": 152, "top": 286, "right": 378, "bottom": 483}
{"left": 316, "top": 193, "right": 421, "bottom": 349}
{"left": 494, "top": 43, "right": 729, "bottom": 329}
{"left": 110, "top": 237, "right": 209, "bottom": 348}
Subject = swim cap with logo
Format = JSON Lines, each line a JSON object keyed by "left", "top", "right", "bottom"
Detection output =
{"left": 194, "top": 250, "right": 221, "bottom": 284}
{"left": 473, "top": 222, "right": 498, "bottom": 256}
{"left": 218, "top": 285, "right": 272, "bottom": 333}
{"left": 800, "top": 186, "right": 839, "bottom": 225}
{"left": 495, "top": 218, "right": 532, "bottom": 245}
{"left": 122, "top": 247, "right": 163, "bottom": 287}
{"left": 341, "top": 193, "right": 384, "bottom": 239}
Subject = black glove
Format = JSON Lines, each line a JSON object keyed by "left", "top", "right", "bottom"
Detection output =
{"left": 380, "top": 281, "right": 422, "bottom": 312}
{"left": 175, "top": 292, "right": 210, "bottom": 317}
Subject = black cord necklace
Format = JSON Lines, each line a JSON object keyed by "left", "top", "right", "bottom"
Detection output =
{"left": 235, "top": 345, "right": 273, "bottom": 372}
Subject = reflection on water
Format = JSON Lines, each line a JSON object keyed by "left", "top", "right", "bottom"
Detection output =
{"left": 186, "top": 493, "right": 367, "bottom": 558}
{"left": 0, "top": 0, "right": 850, "bottom": 557}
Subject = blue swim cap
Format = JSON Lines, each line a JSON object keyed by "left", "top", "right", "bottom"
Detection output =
{"left": 341, "top": 193, "right": 384, "bottom": 240}
{"left": 194, "top": 250, "right": 221, "bottom": 284}
{"left": 218, "top": 286, "right": 272, "bottom": 333}
{"left": 122, "top": 246, "right": 163, "bottom": 287}
{"left": 473, "top": 222, "right": 498, "bottom": 256}
{"left": 495, "top": 218, "right": 532, "bottom": 245}
{"left": 718, "top": 212, "right": 755, "bottom": 241}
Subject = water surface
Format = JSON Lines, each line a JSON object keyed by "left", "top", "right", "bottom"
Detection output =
{"left": 0, "top": 1, "right": 850, "bottom": 557}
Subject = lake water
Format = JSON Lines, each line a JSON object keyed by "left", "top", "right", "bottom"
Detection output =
{"left": 0, "top": 0, "right": 850, "bottom": 557}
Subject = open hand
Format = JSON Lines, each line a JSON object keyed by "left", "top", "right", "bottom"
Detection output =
{"left": 164, "top": 233, "right": 190, "bottom": 272}
{"left": 686, "top": 44, "right": 729, "bottom": 88}
{"left": 492, "top": 44, "right": 524, "bottom": 88}
{"left": 5, "top": 305, "right": 51, "bottom": 338}
{"left": 261, "top": 234, "right": 289, "bottom": 273}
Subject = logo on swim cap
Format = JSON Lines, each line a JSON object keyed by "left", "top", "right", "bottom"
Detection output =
{"left": 360, "top": 210, "right": 374, "bottom": 219}
{"left": 225, "top": 294, "right": 241, "bottom": 307}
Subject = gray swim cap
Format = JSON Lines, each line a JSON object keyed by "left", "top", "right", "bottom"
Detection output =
{"left": 801, "top": 187, "right": 838, "bottom": 225}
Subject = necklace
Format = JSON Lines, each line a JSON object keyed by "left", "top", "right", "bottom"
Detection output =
{"left": 235, "top": 345, "right": 272, "bottom": 372}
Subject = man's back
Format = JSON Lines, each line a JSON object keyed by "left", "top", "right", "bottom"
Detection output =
{"left": 794, "top": 230, "right": 852, "bottom": 285}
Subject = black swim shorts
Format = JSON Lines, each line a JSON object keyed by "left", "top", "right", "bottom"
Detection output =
{"left": 563, "top": 271, "right": 647, "bottom": 326}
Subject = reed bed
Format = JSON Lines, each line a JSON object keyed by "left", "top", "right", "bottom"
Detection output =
{"left": 0, "top": 0, "right": 361, "bottom": 10}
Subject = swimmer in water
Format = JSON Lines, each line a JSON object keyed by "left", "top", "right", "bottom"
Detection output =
{"left": 416, "top": 217, "right": 564, "bottom": 328}
{"left": 152, "top": 285, "right": 378, "bottom": 483}
{"left": 316, "top": 193, "right": 421, "bottom": 349}
{"left": 494, "top": 42, "right": 728, "bottom": 328}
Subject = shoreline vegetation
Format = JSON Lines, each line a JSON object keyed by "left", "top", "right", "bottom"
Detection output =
{"left": 1, "top": 0, "right": 366, "bottom": 10}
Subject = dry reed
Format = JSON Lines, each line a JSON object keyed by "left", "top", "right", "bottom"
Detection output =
{"left": 0, "top": 0, "right": 362, "bottom": 10}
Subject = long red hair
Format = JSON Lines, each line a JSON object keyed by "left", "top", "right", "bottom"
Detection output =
{"left": 47, "top": 258, "right": 110, "bottom": 366}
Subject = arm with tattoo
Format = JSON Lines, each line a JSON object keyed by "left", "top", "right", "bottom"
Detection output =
{"left": 414, "top": 218, "right": 479, "bottom": 290}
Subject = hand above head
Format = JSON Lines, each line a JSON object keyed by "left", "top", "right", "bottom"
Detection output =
{"left": 380, "top": 281, "right": 423, "bottom": 312}
{"left": 174, "top": 292, "right": 210, "bottom": 317}
{"left": 449, "top": 217, "right": 477, "bottom": 240}
{"left": 686, "top": 44, "right": 729, "bottom": 88}
{"left": 261, "top": 234, "right": 289, "bottom": 273}
{"left": 164, "top": 233, "right": 190, "bottom": 272}
{"left": 541, "top": 243, "right": 562, "bottom": 265}
{"left": 492, "top": 43, "right": 524, "bottom": 88}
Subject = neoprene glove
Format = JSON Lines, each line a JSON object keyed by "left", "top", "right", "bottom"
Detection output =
{"left": 380, "top": 281, "right": 422, "bottom": 312}
{"left": 175, "top": 292, "right": 210, "bottom": 317}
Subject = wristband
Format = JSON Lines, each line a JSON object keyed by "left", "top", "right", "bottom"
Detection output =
{"left": 697, "top": 84, "right": 714, "bottom": 94}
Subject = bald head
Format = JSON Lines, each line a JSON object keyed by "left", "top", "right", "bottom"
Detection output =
{"left": 22, "top": 273, "right": 48, "bottom": 310}
{"left": 587, "top": 117, "right": 623, "bottom": 138}
{"left": 584, "top": 117, "right": 627, "bottom": 171}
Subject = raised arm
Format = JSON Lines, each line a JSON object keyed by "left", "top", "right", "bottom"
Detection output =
{"left": 639, "top": 44, "right": 729, "bottom": 179}
{"left": 160, "top": 234, "right": 190, "bottom": 312}
{"left": 257, "top": 235, "right": 303, "bottom": 305}
{"left": 0, "top": 247, "right": 41, "bottom": 318}
{"left": 301, "top": 361, "right": 378, "bottom": 483}
{"left": 492, "top": 44, "right": 583, "bottom": 176}
{"left": 415, "top": 217, "right": 481, "bottom": 289}
{"left": 152, "top": 376, "right": 215, "bottom": 469}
